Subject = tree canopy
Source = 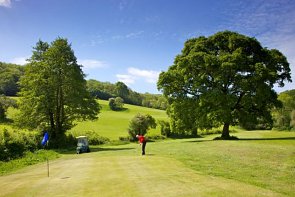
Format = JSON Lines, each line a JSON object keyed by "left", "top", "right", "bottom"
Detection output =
{"left": 0, "top": 95, "right": 17, "bottom": 121}
{"left": 158, "top": 31, "right": 292, "bottom": 138}
{"left": 272, "top": 89, "right": 295, "bottom": 130}
{"left": 17, "top": 38, "right": 100, "bottom": 146}
{"left": 0, "top": 62, "right": 24, "bottom": 96}
{"left": 108, "top": 97, "right": 124, "bottom": 111}
{"left": 128, "top": 113, "right": 157, "bottom": 140}
{"left": 87, "top": 79, "right": 167, "bottom": 110}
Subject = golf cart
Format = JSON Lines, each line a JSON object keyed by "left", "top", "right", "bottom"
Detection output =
{"left": 76, "top": 136, "right": 90, "bottom": 154}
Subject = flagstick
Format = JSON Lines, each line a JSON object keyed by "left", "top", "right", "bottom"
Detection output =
{"left": 47, "top": 157, "right": 49, "bottom": 177}
{"left": 46, "top": 141, "right": 49, "bottom": 177}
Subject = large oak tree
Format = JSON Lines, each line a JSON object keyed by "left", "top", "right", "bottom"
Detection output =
{"left": 17, "top": 38, "right": 100, "bottom": 146}
{"left": 158, "top": 31, "right": 292, "bottom": 138}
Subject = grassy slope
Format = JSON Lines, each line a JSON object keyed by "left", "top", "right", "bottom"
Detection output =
{"left": 69, "top": 100, "right": 168, "bottom": 140}
{"left": 1, "top": 99, "right": 295, "bottom": 196}
{"left": 0, "top": 131, "right": 294, "bottom": 196}
{"left": 1, "top": 99, "right": 168, "bottom": 140}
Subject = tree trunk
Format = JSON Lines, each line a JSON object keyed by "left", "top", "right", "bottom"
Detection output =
{"left": 49, "top": 111, "right": 55, "bottom": 138}
{"left": 221, "top": 122, "right": 230, "bottom": 139}
{"left": 0, "top": 106, "right": 5, "bottom": 120}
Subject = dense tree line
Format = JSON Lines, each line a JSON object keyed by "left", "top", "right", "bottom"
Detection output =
{"left": 0, "top": 63, "right": 167, "bottom": 110}
{"left": 87, "top": 79, "right": 167, "bottom": 110}
{"left": 272, "top": 90, "right": 295, "bottom": 130}
{"left": 0, "top": 62, "right": 24, "bottom": 96}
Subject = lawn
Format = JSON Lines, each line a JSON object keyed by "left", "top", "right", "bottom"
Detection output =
{"left": 2, "top": 99, "right": 168, "bottom": 140}
{"left": 69, "top": 100, "right": 168, "bottom": 140}
{"left": 0, "top": 130, "right": 294, "bottom": 196}
{"left": 1, "top": 99, "right": 294, "bottom": 196}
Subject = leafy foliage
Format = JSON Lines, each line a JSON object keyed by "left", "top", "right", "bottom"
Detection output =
{"left": 141, "top": 93, "right": 168, "bottom": 109}
{"left": 157, "top": 120, "right": 171, "bottom": 137}
{"left": 128, "top": 113, "right": 157, "bottom": 140}
{"left": 272, "top": 89, "right": 295, "bottom": 130}
{"left": 87, "top": 79, "right": 167, "bottom": 110}
{"left": 0, "top": 129, "right": 39, "bottom": 161}
{"left": 109, "top": 97, "right": 124, "bottom": 111}
{"left": 83, "top": 130, "right": 110, "bottom": 145}
{"left": 158, "top": 31, "right": 292, "bottom": 138}
{"left": 16, "top": 38, "right": 100, "bottom": 147}
{"left": 0, "top": 62, "right": 24, "bottom": 96}
{"left": 0, "top": 95, "right": 17, "bottom": 121}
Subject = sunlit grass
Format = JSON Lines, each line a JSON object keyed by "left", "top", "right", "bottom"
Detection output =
{"left": 0, "top": 150, "right": 59, "bottom": 175}
{"left": 69, "top": 100, "right": 168, "bottom": 140}
{"left": 0, "top": 131, "right": 294, "bottom": 196}
{"left": 146, "top": 131, "right": 295, "bottom": 196}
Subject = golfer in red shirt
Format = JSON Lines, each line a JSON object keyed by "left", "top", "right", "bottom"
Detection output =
{"left": 136, "top": 134, "right": 146, "bottom": 155}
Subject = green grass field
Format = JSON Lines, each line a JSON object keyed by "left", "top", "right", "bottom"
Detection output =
{"left": 1, "top": 100, "right": 295, "bottom": 196}
{"left": 1, "top": 99, "right": 168, "bottom": 139}
{"left": 69, "top": 100, "right": 168, "bottom": 140}
{"left": 0, "top": 131, "right": 294, "bottom": 196}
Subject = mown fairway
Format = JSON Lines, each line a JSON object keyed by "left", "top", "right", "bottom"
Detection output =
{"left": 0, "top": 131, "right": 294, "bottom": 197}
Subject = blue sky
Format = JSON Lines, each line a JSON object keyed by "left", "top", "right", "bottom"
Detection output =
{"left": 0, "top": 0, "right": 294, "bottom": 94}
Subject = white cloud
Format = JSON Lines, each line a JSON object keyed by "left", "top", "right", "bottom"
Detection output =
{"left": 116, "top": 67, "right": 160, "bottom": 86}
{"left": 116, "top": 74, "right": 135, "bottom": 85}
{"left": 125, "top": 31, "right": 144, "bottom": 39}
{"left": 112, "top": 31, "right": 144, "bottom": 40}
{"left": 10, "top": 57, "right": 28, "bottom": 65}
{"left": 78, "top": 59, "right": 108, "bottom": 70}
{"left": 127, "top": 67, "right": 160, "bottom": 83}
{"left": 0, "top": 0, "right": 11, "bottom": 7}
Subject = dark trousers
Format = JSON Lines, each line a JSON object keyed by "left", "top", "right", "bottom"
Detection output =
{"left": 142, "top": 141, "right": 146, "bottom": 155}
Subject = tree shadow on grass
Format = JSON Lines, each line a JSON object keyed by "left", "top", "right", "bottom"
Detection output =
{"left": 237, "top": 137, "right": 295, "bottom": 141}
{"left": 144, "top": 153, "right": 155, "bottom": 156}
{"left": 183, "top": 139, "right": 213, "bottom": 143}
{"left": 111, "top": 107, "right": 129, "bottom": 112}
{"left": 169, "top": 134, "right": 204, "bottom": 139}
{"left": 184, "top": 136, "right": 295, "bottom": 143}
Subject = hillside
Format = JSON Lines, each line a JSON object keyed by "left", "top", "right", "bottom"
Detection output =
{"left": 69, "top": 100, "right": 168, "bottom": 140}
{"left": 1, "top": 99, "right": 168, "bottom": 141}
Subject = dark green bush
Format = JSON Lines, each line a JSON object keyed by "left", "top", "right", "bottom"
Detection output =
{"left": 158, "top": 120, "right": 171, "bottom": 137}
{"left": 145, "top": 134, "right": 166, "bottom": 141}
{"left": 118, "top": 136, "right": 132, "bottom": 142}
{"left": 0, "top": 129, "right": 39, "bottom": 161}
{"left": 128, "top": 113, "right": 157, "bottom": 140}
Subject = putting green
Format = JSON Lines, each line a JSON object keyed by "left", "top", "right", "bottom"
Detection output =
{"left": 0, "top": 151, "right": 284, "bottom": 197}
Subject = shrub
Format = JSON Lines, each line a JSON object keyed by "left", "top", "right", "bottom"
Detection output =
{"left": 109, "top": 97, "right": 124, "bottom": 111}
{"left": 118, "top": 136, "right": 132, "bottom": 142}
{"left": 0, "top": 129, "right": 39, "bottom": 161}
{"left": 128, "top": 113, "right": 157, "bottom": 140}
{"left": 84, "top": 130, "right": 110, "bottom": 145}
{"left": 145, "top": 134, "right": 166, "bottom": 141}
{"left": 158, "top": 120, "right": 171, "bottom": 137}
